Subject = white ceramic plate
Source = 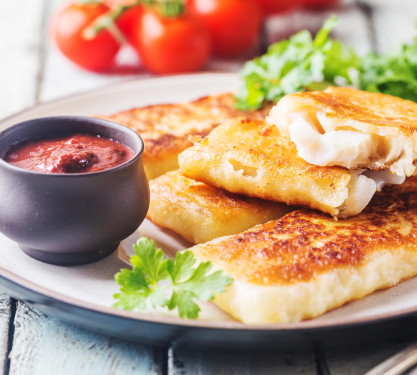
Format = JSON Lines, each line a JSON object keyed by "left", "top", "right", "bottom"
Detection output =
{"left": 1, "top": 73, "right": 417, "bottom": 349}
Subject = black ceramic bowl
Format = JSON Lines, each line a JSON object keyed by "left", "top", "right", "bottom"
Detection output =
{"left": 0, "top": 116, "right": 149, "bottom": 266}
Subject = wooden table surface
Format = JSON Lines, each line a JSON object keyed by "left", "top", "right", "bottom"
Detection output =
{"left": 1, "top": 0, "right": 417, "bottom": 374}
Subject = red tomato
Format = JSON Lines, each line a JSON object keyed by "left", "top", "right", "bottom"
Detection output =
{"left": 302, "top": 0, "right": 339, "bottom": 8}
{"left": 131, "top": 8, "right": 211, "bottom": 74}
{"left": 103, "top": 0, "right": 139, "bottom": 7}
{"left": 188, "top": 0, "right": 262, "bottom": 57}
{"left": 115, "top": 5, "right": 143, "bottom": 44}
{"left": 255, "top": 0, "right": 302, "bottom": 14}
{"left": 51, "top": 3, "right": 121, "bottom": 71}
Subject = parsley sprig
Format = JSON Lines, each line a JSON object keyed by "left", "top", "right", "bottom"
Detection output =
{"left": 113, "top": 237, "right": 233, "bottom": 319}
{"left": 360, "top": 26, "right": 417, "bottom": 102}
{"left": 235, "top": 15, "right": 360, "bottom": 110}
{"left": 236, "top": 16, "right": 417, "bottom": 110}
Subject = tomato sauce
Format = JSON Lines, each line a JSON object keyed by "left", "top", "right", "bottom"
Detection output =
{"left": 5, "top": 133, "right": 134, "bottom": 173}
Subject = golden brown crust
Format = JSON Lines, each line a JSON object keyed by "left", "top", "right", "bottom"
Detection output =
{"left": 292, "top": 87, "right": 417, "bottom": 134}
{"left": 148, "top": 170, "right": 290, "bottom": 244}
{"left": 97, "top": 93, "right": 271, "bottom": 179}
{"left": 194, "top": 177, "right": 417, "bottom": 285}
{"left": 179, "top": 118, "right": 352, "bottom": 216}
{"left": 150, "top": 170, "right": 282, "bottom": 215}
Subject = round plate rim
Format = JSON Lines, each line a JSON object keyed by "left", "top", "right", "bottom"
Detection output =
{"left": 1, "top": 73, "right": 417, "bottom": 334}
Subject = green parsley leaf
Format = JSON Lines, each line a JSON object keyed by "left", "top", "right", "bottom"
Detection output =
{"left": 130, "top": 237, "right": 169, "bottom": 284}
{"left": 235, "top": 15, "right": 360, "bottom": 110}
{"left": 113, "top": 237, "right": 233, "bottom": 319}
{"left": 236, "top": 15, "right": 417, "bottom": 110}
{"left": 359, "top": 33, "right": 417, "bottom": 102}
{"left": 169, "top": 290, "right": 200, "bottom": 319}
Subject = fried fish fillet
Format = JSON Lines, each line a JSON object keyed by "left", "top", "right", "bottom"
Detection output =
{"left": 98, "top": 93, "right": 270, "bottom": 179}
{"left": 178, "top": 118, "right": 404, "bottom": 217}
{"left": 191, "top": 177, "right": 417, "bottom": 323}
{"left": 147, "top": 170, "right": 291, "bottom": 244}
{"left": 266, "top": 87, "right": 417, "bottom": 176}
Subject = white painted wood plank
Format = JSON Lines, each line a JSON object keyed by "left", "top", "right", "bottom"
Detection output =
{"left": 0, "top": 293, "right": 11, "bottom": 374}
{"left": 0, "top": 0, "right": 47, "bottom": 119}
{"left": 168, "top": 346, "right": 318, "bottom": 375}
{"left": 324, "top": 339, "right": 411, "bottom": 374}
{"left": 0, "top": 0, "right": 45, "bottom": 368}
{"left": 266, "top": 0, "right": 372, "bottom": 55}
{"left": 368, "top": 0, "right": 417, "bottom": 53}
{"left": 9, "top": 303, "right": 160, "bottom": 375}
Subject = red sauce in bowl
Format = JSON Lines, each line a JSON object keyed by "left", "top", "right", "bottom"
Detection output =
{"left": 5, "top": 133, "right": 134, "bottom": 173}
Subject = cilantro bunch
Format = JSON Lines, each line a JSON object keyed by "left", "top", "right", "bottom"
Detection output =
{"left": 114, "top": 237, "right": 233, "bottom": 319}
{"left": 235, "top": 15, "right": 360, "bottom": 110}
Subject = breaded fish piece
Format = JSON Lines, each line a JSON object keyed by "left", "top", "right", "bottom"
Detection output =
{"left": 191, "top": 177, "right": 417, "bottom": 323}
{"left": 178, "top": 118, "right": 403, "bottom": 217}
{"left": 266, "top": 87, "right": 417, "bottom": 176}
{"left": 99, "top": 93, "right": 270, "bottom": 179}
{"left": 147, "top": 170, "right": 291, "bottom": 244}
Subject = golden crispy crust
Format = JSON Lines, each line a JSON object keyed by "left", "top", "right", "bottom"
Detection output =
{"left": 292, "top": 87, "right": 417, "bottom": 135}
{"left": 179, "top": 118, "right": 352, "bottom": 216}
{"left": 98, "top": 93, "right": 271, "bottom": 179}
{"left": 194, "top": 177, "right": 417, "bottom": 285}
{"left": 148, "top": 170, "right": 290, "bottom": 244}
{"left": 190, "top": 177, "right": 417, "bottom": 323}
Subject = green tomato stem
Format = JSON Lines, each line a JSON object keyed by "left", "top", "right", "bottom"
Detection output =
{"left": 82, "top": 6, "right": 127, "bottom": 44}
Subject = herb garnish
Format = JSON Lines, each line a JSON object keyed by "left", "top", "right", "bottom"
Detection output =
{"left": 235, "top": 15, "right": 359, "bottom": 110}
{"left": 236, "top": 16, "right": 417, "bottom": 110}
{"left": 113, "top": 237, "right": 233, "bottom": 319}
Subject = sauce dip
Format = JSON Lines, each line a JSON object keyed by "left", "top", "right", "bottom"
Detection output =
{"left": 5, "top": 133, "right": 134, "bottom": 173}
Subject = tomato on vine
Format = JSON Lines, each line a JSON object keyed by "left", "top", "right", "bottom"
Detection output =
{"left": 130, "top": 6, "right": 211, "bottom": 74}
{"left": 113, "top": 4, "right": 143, "bottom": 43}
{"left": 51, "top": 2, "right": 122, "bottom": 71}
{"left": 188, "top": 0, "right": 262, "bottom": 57}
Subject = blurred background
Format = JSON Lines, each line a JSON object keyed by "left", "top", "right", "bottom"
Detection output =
{"left": 0, "top": 0, "right": 416, "bottom": 120}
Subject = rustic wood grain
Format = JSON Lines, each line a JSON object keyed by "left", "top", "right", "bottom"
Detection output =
{"left": 0, "top": 294, "right": 12, "bottom": 374}
{"left": 0, "top": 0, "right": 48, "bottom": 119}
{"left": 167, "top": 346, "right": 318, "bottom": 375}
{"left": 0, "top": 0, "right": 47, "bottom": 370}
{"left": 8, "top": 303, "right": 161, "bottom": 375}
{"left": 324, "top": 339, "right": 411, "bottom": 374}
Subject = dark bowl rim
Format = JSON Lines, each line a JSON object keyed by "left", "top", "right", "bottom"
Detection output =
{"left": 0, "top": 115, "right": 145, "bottom": 177}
